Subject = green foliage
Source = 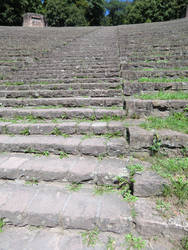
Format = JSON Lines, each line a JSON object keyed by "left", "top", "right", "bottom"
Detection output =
{"left": 105, "top": 0, "right": 127, "bottom": 25}
{"left": 127, "top": 164, "right": 144, "bottom": 176}
{"left": 152, "top": 158, "right": 188, "bottom": 205}
{"left": 125, "top": 0, "right": 188, "bottom": 24}
{"left": 152, "top": 157, "right": 188, "bottom": 179}
{"left": 0, "top": 0, "right": 44, "bottom": 26}
{"left": 85, "top": 0, "right": 105, "bottom": 26}
{"left": 106, "top": 237, "right": 116, "bottom": 250}
{"left": 163, "top": 177, "right": 188, "bottom": 205}
{"left": 124, "top": 233, "right": 146, "bottom": 250}
{"left": 181, "top": 236, "right": 188, "bottom": 250}
{"left": 140, "top": 112, "right": 188, "bottom": 134}
{"left": 20, "top": 128, "right": 30, "bottom": 136}
{"left": 94, "top": 185, "right": 115, "bottom": 195}
{"left": 0, "top": 219, "right": 5, "bottom": 233}
{"left": 67, "top": 182, "right": 82, "bottom": 191}
{"left": 149, "top": 134, "right": 161, "bottom": 156}
{"left": 136, "top": 91, "right": 188, "bottom": 100}
{"left": 138, "top": 77, "right": 188, "bottom": 83}
{"left": 81, "top": 228, "right": 99, "bottom": 247}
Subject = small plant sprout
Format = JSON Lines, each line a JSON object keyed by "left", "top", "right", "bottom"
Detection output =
{"left": 127, "top": 164, "right": 144, "bottom": 176}
{"left": 94, "top": 185, "right": 115, "bottom": 195}
{"left": 20, "top": 128, "right": 30, "bottom": 136}
{"left": 124, "top": 233, "right": 146, "bottom": 250}
{"left": 67, "top": 183, "right": 82, "bottom": 192}
{"left": 81, "top": 228, "right": 99, "bottom": 247}
{"left": 106, "top": 237, "right": 116, "bottom": 250}
{"left": 150, "top": 134, "right": 162, "bottom": 156}
{"left": 25, "top": 178, "right": 38, "bottom": 185}
{"left": 59, "top": 151, "right": 69, "bottom": 159}
{"left": 0, "top": 219, "right": 5, "bottom": 232}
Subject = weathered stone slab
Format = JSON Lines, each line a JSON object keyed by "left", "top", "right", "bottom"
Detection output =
{"left": 134, "top": 198, "right": 188, "bottom": 239}
{"left": 134, "top": 171, "right": 168, "bottom": 197}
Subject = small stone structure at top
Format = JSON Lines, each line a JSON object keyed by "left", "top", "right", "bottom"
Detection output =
{"left": 23, "top": 13, "right": 47, "bottom": 27}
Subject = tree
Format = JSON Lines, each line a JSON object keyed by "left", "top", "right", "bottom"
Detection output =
{"left": 124, "top": 0, "right": 188, "bottom": 24}
{"left": 0, "top": 0, "right": 43, "bottom": 26}
{"left": 85, "top": 0, "right": 105, "bottom": 26}
{"left": 105, "top": 0, "right": 127, "bottom": 26}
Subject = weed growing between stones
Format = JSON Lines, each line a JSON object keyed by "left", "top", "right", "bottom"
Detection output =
{"left": 149, "top": 134, "right": 162, "bottom": 156}
{"left": 24, "top": 148, "right": 49, "bottom": 157}
{"left": 124, "top": 233, "right": 146, "bottom": 250}
{"left": 50, "top": 127, "right": 69, "bottom": 137}
{"left": 115, "top": 176, "right": 138, "bottom": 203}
{"left": 20, "top": 128, "right": 30, "bottom": 136}
{"left": 25, "top": 178, "right": 38, "bottom": 185}
{"left": 59, "top": 151, "right": 69, "bottom": 159}
{"left": 135, "top": 91, "right": 188, "bottom": 100}
{"left": 0, "top": 219, "right": 5, "bottom": 232}
{"left": 106, "top": 237, "right": 116, "bottom": 250}
{"left": 67, "top": 183, "right": 82, "bottom": 192}
{"left": 94, "top": 185, "right": 115, "bottom": 195}
{"left": 81, "top": 228, "right": 99, "bottom": 247}
{"left": 140, "top": 112, "right": 188, "bottom": 134}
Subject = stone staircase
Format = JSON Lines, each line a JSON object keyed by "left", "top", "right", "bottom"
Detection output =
{"left": 0, "top": 19, "right": 187, "bottom": 250}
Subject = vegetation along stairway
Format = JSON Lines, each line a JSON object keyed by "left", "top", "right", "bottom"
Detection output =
{"left": 0, "top": 19, "right": 187, "bottom": 249}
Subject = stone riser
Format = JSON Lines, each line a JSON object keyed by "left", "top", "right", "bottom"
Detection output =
{"left": 121, "top": 69, "right": 188, "bottom": 80}
{"left": 0, "top": 121, "right": 125, "bottom": 136}
{"left": 0, "top": 77, "right": 120, "bottom": 83}
{"left": 0, "top": 135, "right": 126, "bottom": 157}
{"left": 123, "top": 81, "right": 188, "bottom": 96}
{"left": 125, "top": 99, "right": 188, "bottom": 117}
{"left": 0, "top": 89, "right": 122, "bottom": 98}
{"left": 0, "top": 97, "right": 123, "bottom": 108}
{"left": 0, "top": 154, "right": 130, "bottom": 185}
{"left": 0, "top": 82, "right": 122, "bottom": 91}
{"left": 0, "top": 107, "right": 125, "bottom": 120}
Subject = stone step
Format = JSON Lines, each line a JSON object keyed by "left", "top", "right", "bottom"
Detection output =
{"left": 0, "top": 82, "right": 122, "bottom": 91}
{"left": 8, "top": 72, "right": 120, "bottom": 80}
{"left": 8, "top": 68, "right": 119, "bottom": 75}
{"left": 0, "top": 89, "right": 122, "bottom": 98}
{"left": 121, "top": 61, "right": 188, "bottom": 70}
{"left": 0, "top": 182, "right": 186, "bottom": 240}
{"left": 125, "top": 99, "right": 188, "bottom": 118}
{"left": 121, "top": 69, "right": 188, "bottom": 80}
{"left": 0, "top": 107, "right": 125, "bottom": 120}
{"left": 0, "top": 77, "right": 120, "bottom": 84}
{"left": 125, "top": 126, "right": 188, "bottom": 157}
{"left": 0, "top": 181, "right": 133, "bottom": 233}
{"left": 0, "top": 135, "right": 127, "bottom": 157}
{"left": 123, "top": 81, "right": 188, "bottom": 96}
{"left": 0, "top": 97, "right": 123, "bottom": 108}
{"left": 0, "top": 153, "right": 134, "bottom": 184}
{"left": 0, "top": 121, "right": 125, "bottom": 136}
{"left": 0, "top": 225, "right": 183, "bottom": 250}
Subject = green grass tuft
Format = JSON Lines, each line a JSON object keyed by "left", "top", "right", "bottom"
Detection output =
{"left": 140, "top": 112, "right": 188, "bottom": 134}
{"left": 135, "top": 91, "right": 188, "bottom": 100}
{"left": 138, "top": 77, "right": 188, "bottom": 83}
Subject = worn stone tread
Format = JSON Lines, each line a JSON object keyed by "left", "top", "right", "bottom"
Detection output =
{"left": 0, "top": 120, "right": 126, "bottom": 136}
{"left": 0, "top": 226, "right": 181, "bottom": 250}
{"left": 0, "top": 134, "right": 127, "bottom": 156}
{"left": 0, "top": 107, "right": 125, "bottom": 119}
{"left": 0, "top": 153, "right": 136, "bottom": 184}
{"left": 0, "top": 181, "right": 133, "bottom": 233}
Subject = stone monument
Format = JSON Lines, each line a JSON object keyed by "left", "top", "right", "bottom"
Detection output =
{"left": 23, "top": 13, "right": 47, "bottom": 27}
